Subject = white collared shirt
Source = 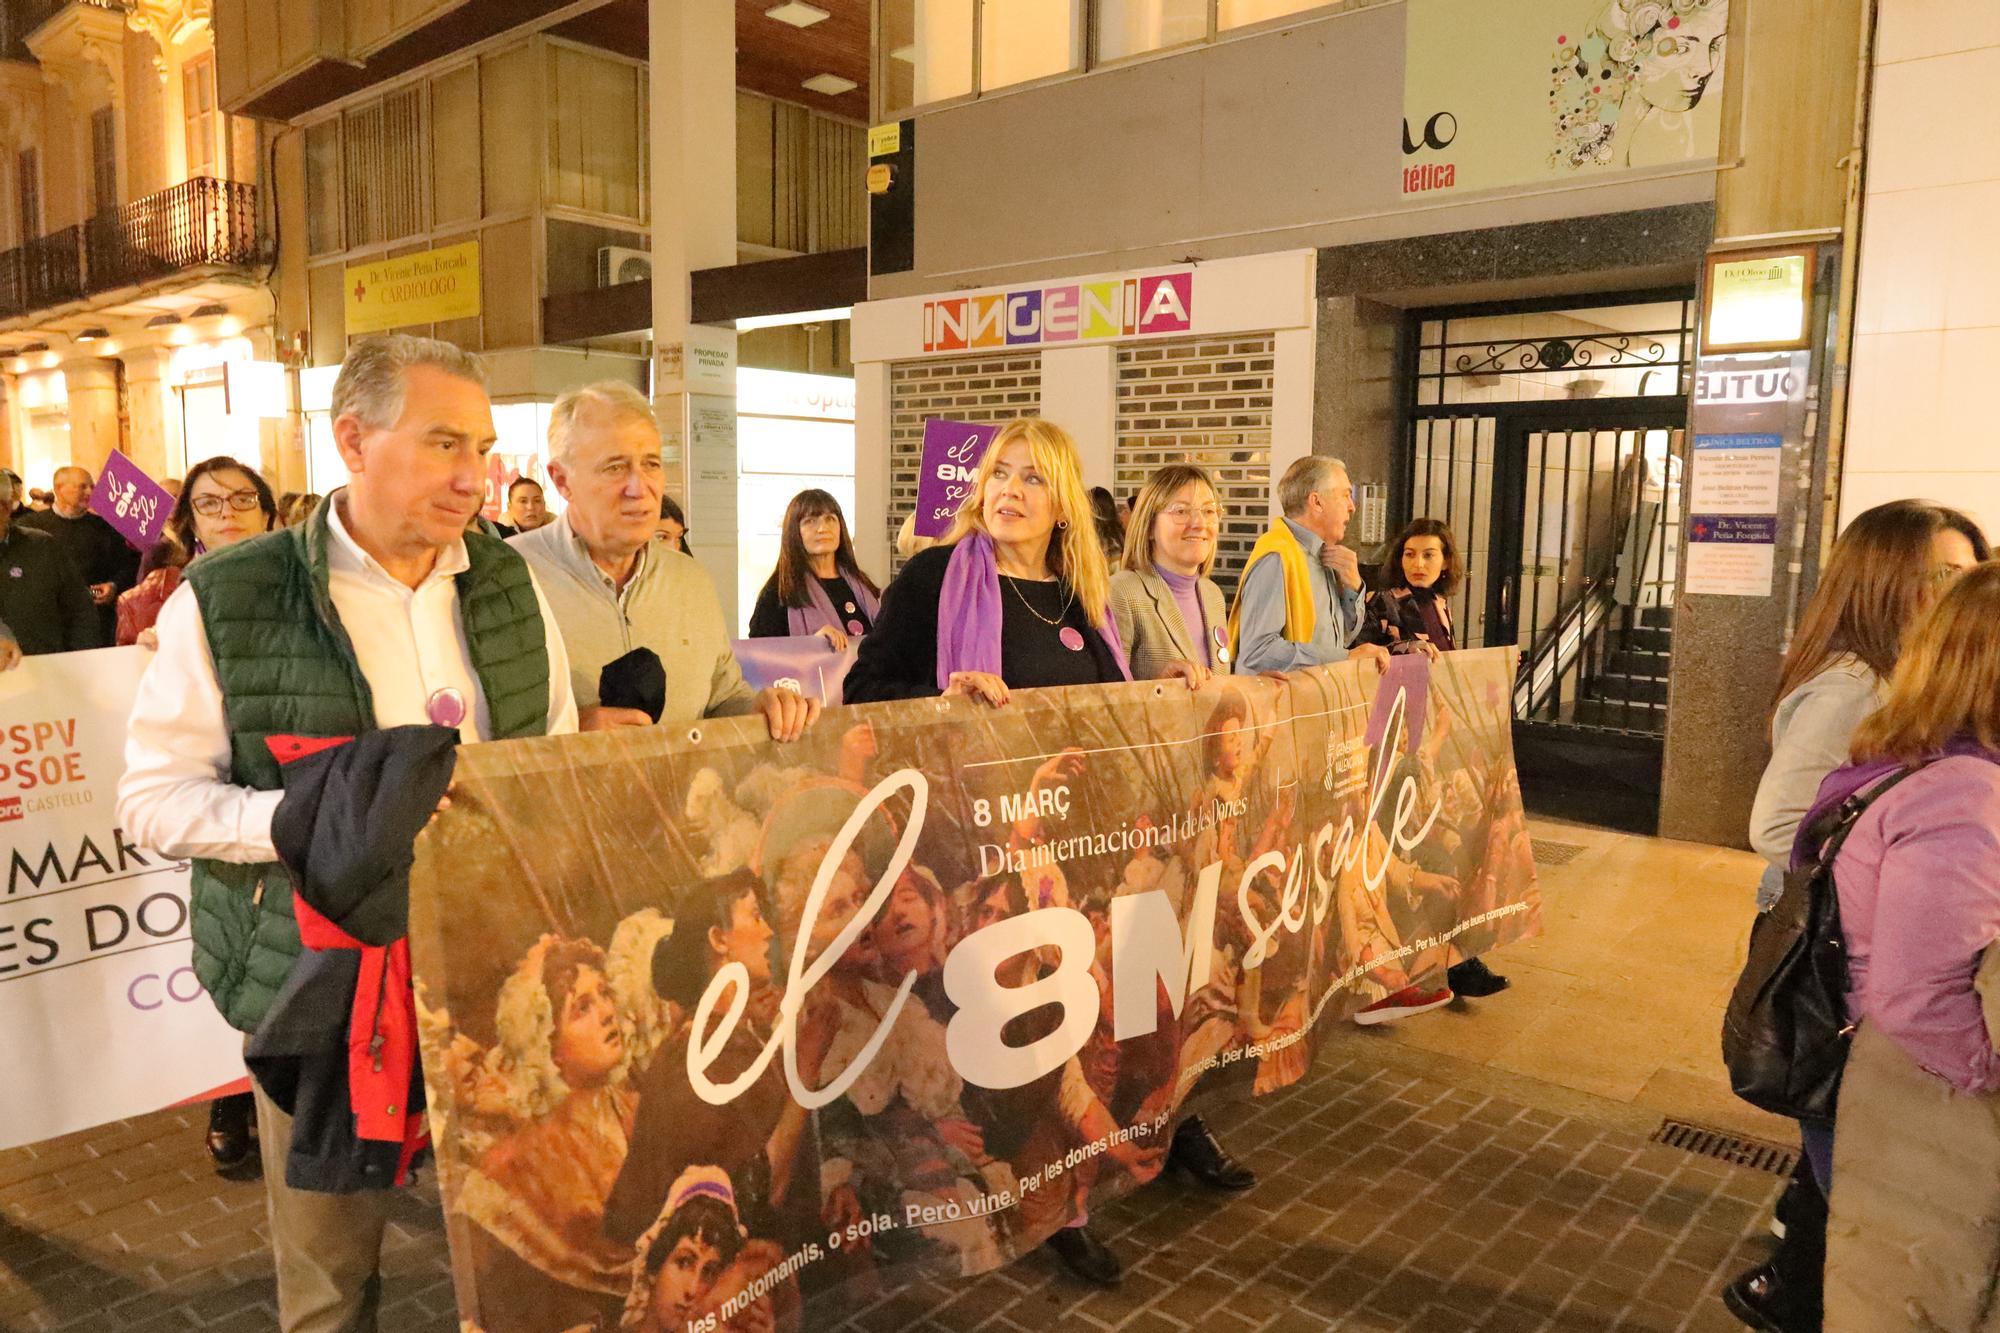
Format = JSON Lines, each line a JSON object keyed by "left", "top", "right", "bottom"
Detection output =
{"left": 117, "top": 498, "right": 577, "bottom": 864}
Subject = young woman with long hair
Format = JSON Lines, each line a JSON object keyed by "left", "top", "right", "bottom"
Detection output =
{"left": 746, "top": 489, "right": 881, "bottom": 652}
{"left": 1815, "top": 564, "right": 2000, "bottom": 1331}
{"left": 1348, "top": 517, "right": 1514, "bottom": 1000}
{"left": 1725, "top": 498, "right": 1987, "bottom": 1331}
{"left": 1355, "top": 517, "right": 1464, "bottom": 658}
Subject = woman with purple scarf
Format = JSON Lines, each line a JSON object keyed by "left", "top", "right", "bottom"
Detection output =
{"left": 747, "top": 489, "right": 881, "bottom": 652}
{"left": 845, "top": 417, "right": 1154, "bottom": 1287}
{"left": 845, "top": 418, "right": 1131, "bottom": 707}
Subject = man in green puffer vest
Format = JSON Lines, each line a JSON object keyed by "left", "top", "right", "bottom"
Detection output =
{"left": 117, "top": 334, "right": 579, "bottom": 1333}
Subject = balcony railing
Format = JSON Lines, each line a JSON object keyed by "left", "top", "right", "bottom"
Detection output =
{"left": 0, "top": 177, "right": 263, "bottom": 321}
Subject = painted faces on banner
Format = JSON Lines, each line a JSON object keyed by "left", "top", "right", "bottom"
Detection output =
{"left": 410, "top": 651, "right": 1540, "bottom": 1330}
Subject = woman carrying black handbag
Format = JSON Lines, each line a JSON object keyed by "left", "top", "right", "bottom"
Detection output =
{"left": 1724, "top": 501, "right": 1986, "bottom": 1332}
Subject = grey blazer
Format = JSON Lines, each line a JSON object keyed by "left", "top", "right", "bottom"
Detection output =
{"left": 1109, "top": 568, "right": 1228, "bottom": 680}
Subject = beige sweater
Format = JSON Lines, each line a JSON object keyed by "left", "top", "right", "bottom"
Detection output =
{"left": 510, "top": 514, "right": 755, "bottom": 723}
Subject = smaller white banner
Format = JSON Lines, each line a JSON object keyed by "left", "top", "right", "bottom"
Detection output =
{"left": 0, "top": 648, "right": 247, "bottom": 1151}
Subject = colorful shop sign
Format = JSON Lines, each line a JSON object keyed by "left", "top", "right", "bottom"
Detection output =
{"left": 343, "top": 240, "right": 482, "bottom": 335}
{"left": 1401, "top": 0, "right": 1728, "bottom": 198}
{"left": 921, "top": 270, "right": 1193, "bottom": 352}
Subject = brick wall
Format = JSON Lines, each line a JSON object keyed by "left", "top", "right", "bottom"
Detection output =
{"left": 886, "top": 351, "right": 1043, "bottom": 571}
{"left": 1114, "top": 334, "right": 1276, "bottom": 595}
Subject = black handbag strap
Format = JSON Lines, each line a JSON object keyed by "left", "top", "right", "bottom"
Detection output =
{"left": 1807, "top": 763, "right": 1931, "bottom": 871}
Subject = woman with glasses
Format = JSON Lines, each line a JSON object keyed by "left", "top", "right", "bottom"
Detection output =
{"left": 746, "top": 489, "right": 880, "bottom": 653}
{"left": 114, "top": 455, "right": 279, "bottom": 1182}
{"left": 1723, "top": 498, "right": 1988, "bottom": 1332}
{"left": 1105, "top": 464, "right": 1262, "bottom": 1196}
{"left": 1109, "top": 464, "right": 1230, "bottom": 689}
{"left": 120, "top": 456, "right": 280, "bottom": 648}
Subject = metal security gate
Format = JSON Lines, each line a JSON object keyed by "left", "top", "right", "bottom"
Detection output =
{"left": 1402, "top": 293, "right": 1694, "bottom": 831}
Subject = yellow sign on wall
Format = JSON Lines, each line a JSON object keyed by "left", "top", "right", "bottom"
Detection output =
{"left": 867, "top": 123, "right": 901, "bottom": 158}
{"left": 343, "top": 241, "right": 482, "bottom": 335}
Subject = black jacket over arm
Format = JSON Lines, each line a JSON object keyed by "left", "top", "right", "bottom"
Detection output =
{"left": 844, "top": 544, "right": 951, "bottom": 702}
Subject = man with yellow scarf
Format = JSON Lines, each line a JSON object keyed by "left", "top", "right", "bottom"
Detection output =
{"left": 1227, "top": 455, "right": 1451, "bottom": 1026}
{"left": 1227, "top": 455, "right": 1391, "bottom": 676}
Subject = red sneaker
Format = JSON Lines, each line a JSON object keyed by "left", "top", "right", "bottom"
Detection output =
{"left": 1353, "top": 985, "right": 1454, "bottom": 1026}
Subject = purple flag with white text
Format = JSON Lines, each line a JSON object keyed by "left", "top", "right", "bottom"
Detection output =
{"left": 89, "top": 451, "right": 172, "bottom": 552}
{"left": 913, "top": 419, "right": 1000, "bottom": 538}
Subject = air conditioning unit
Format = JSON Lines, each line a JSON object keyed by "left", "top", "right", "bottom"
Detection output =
{"left": 597, "top": 246, "right": 653, "bottom": 287}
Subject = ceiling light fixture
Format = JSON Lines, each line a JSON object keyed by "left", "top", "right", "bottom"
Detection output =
{"left": 764, "top": 2, "right": 830, "bottom": 27}
{"left": 73, "top": 326, "right": 110, "bottom": 343}
{"left": 801, "top": 73, "right": 858, "bottom": 96}
{"left": 191, "top": 302, "right": 228, "bottom": 319}
{"left": 145, "top": 312, "right": 182, "bottom": 328}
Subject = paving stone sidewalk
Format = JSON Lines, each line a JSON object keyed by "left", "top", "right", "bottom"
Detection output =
{"left": 0, "top": 1037, "right": 1784, "bottom": 1333}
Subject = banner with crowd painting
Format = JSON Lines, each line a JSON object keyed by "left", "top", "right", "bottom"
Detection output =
{"left": 410, "top": 649, "right": 1541, "bottom": 1332}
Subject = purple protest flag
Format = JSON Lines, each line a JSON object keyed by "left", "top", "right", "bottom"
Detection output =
{"left": 90, "top": 451, "right": 174, "bottom": 553}
{"left": 731, "top": 635, "right": 859, "bottom": 706}
{"left": 913, "top": 419, "right": 1000, "bottom": 538}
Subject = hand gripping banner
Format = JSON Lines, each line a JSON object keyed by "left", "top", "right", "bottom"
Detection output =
{"left": 410, "top": 649, "right": 1541, "bottom": 1332}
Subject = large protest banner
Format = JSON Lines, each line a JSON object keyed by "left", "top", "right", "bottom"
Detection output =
{"left": 411, "top": 649, "right": 1540, "bottom": 1332}
{"left": 0, "top": 649, "right": 249, "bottom": 1151}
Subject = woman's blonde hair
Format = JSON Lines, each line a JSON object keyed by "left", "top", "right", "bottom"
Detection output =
{"left": 1851, "top": 562, "right": 2000, "bottom": 764}
{"left": 945, "top": 417, "right": 1113, "bottom": 628}
{"left": 1121, "top": 463, "right": 1220, "bottom": 577}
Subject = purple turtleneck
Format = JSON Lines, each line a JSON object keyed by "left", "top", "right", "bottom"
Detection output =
{"left": 1156, "top": 565, "right": 1211, "bottom": 667}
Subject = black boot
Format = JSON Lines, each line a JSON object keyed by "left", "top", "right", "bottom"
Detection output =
{"left": 1447, "top": 956, "right": 1510, "bottom": 997}
{"left": 206, "top": 1092, "right": 258, "bottom": 1175}
{"left": 1044, "top": 1224, "right": 1122, "bottom": 1286}
{"left": 1168, "top": 1115, "right": 1257, "bottom": 1191}
{"left": 1722, "top": 1163, "right": 1825, "bottom": 1331}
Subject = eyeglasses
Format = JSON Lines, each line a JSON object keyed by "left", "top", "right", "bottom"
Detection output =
{"left": 1161, "top": 504, "right": 1220, "bottom": 525}
{"left": 190, "top": 490, "right": 262, "bottom": 516}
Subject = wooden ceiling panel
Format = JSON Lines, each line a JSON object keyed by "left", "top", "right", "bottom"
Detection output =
{"left": 735, "top": 0, "right": 871, "bottom": 121}
{"left": 557, "top": 1, "right": 870, "bottom": 121}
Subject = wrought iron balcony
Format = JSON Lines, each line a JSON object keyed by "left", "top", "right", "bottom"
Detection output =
{"left": 0, "top": 177, "right": 263, "bottom": 321}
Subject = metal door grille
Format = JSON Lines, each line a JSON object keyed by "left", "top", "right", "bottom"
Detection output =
{"left": 1114, "top": 334, "right": 1275, "bottom": 595}
{"left": 1403, "top": 294, "right": 1693, "bottom": 738}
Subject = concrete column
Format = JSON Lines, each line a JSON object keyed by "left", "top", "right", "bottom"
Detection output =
{"left": 61, "top": 357, "right": 123, "bottom": 475}
{"left": 1040, "top": 345, "right": 1117, "bottom": 489}
{"left": 648, "top": 0, "right": 739, "bottom": 623}
{"left": 852, "top": 359, "right": 892, "bottom": 575}
{"left": 118, "top": 345, "right": 178, "bottom": 479}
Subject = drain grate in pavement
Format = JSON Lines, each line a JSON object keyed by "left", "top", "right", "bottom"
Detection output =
{"left": 1531, "top": 838, "right": 1587, "bottom": 866}
{"left": 1650, "top": 1118, "right": 1799, "bottom": 1176}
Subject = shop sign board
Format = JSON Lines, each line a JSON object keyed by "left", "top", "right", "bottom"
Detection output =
{"left": 343, "top": 240, "right": 482, "bottom": 335}
{"left": 1683, "top": 351, "right": 1805, "bottom": 598}
{"left": 1401, "top": 0, "right": 1728, "bottom": 199}
{"left": 921, "top": 270, "right": 1193, "bottom": 353}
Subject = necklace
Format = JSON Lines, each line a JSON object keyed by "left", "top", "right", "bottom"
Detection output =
{"left": 1003, "top": 572, "right": 1073, "bottom": 627}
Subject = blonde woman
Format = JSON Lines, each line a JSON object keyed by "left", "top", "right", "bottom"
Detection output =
{"left": 1813, "top": 563, "right": 2000, "bottom": 1330}
{"left": 845, "top": 417, "right": 1130, "bottom": 705}
{"left": 1109, "top": 463, "right": 1230, "bottom": 687}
